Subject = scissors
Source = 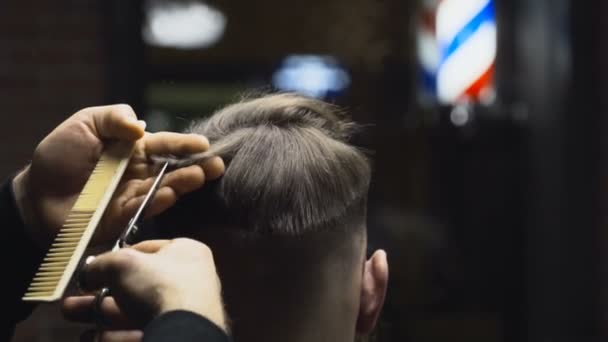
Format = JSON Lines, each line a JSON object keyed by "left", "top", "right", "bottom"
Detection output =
{"left": 80, "top": 161, "right": 169, "bottom": 327}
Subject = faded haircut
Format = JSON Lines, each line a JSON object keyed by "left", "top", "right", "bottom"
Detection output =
{"left": 155, "top": 93, "right": 371, "bottom": 237}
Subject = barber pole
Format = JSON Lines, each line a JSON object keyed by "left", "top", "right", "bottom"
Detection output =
{"left": 436, "top": 0, "right": 496, "bottom": 104}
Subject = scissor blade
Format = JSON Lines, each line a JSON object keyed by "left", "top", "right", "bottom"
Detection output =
{"left": 118, "top": 161, "right": 169, "bottom": 247}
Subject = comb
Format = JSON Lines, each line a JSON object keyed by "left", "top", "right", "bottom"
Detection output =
{"left": 22, "top": 142, "right": 134, "bottom": 302}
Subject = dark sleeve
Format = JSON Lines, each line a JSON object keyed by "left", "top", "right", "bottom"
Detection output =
{"left": 143, "top": 311, "right": 231, "bottom": 342}
{"left": 2, "top": 178, "right": 46, "bottom": 341}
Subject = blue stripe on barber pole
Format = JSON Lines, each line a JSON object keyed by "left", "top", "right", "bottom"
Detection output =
{"left": 440, "top": 0, "right": 494, "bottom": 64}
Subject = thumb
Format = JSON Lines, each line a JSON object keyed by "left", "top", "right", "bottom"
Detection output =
{"left": 79, "top": 248, "right": 142, "bottom": 292}
{"left": 130, "top": 240, "right": 172, "bottom": 254}
{"left": 87, "top": 104, "right": 146, "bottom": 141}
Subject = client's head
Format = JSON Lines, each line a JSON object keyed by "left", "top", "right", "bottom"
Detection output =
{"left": 157, "top": 93, "right": 388, "bottom": 342}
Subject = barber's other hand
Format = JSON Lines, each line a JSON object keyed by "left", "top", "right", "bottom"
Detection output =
{"left": 12, "top": 105, "right": 224, "bottom": 246}
{"left": 62, "top": 238, "right": 227, "bottom": 332}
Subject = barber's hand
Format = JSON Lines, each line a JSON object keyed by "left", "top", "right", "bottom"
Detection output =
{"left": 62, "top": 238, "right": 227, "bottom": 341}
{"left": 12, "top": 105, "right": 224, "bottom": 246}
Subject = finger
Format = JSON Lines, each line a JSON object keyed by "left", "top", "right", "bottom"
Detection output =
{"left": 124, "top": 186, "right": 176, "bottom": 219}
{"left": 130, "top": 165, "right": 205, "bottom": 198}
{"left": 87, "top": 104, "right": 146, "bottom": 141}
{"left": 130, "top": 240, "right": 172, "bottom": 253}
{"left": 144, "top": 132, "right": 209, "bottom": 157}
{"left": 80, "top": 329, "right": 143, "bottom": 342}
{"left": 98, "top": 330, "right": 143, "bottom": 342}
{"left": 98, "top": 179, "right": 145, "bottom": 240}
{"left": 159, "top": 165, "right": 206, "bottom": 196}
{"left": 121, "top": 187, "right": 175, "bottom": 221}
{"left": 201, "top": 156, "right": 225, "bottom": 181}
{"left": 62, "top": 296, "right": 134, "bottom": 329}
{"left": 79, "top": 249, "right": 141, "bottom": 291}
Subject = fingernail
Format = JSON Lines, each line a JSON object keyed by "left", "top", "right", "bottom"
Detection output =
{"left": 137, "top": 120, "right": 147, "bottom": 130}
{"left": 77, "top": 255, "right": 95, "bottom": 292}
{"left": 85, "top": 255, "right": 96, "bottom": 265}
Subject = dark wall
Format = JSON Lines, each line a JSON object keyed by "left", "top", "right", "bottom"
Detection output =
{"left": 0, "top": 0, "right": 106, "bottom": 180}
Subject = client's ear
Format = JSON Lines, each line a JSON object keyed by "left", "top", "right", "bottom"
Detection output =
{"left": 356, "top": 249, "right": 389, "bottom": 334}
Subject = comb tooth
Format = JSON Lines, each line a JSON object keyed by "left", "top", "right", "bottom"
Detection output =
{"left": 28, "top": 285, "right": 57, "bottom": 290}
{"left": 32, "top": 277, "right": 61, "bottom": 283}
{"left": 24, "top": 294, "right": 54, "bottom": 298}
{"left": 39, "top": 265, "right": 69, "bottom": 271}
{"left": 48, "top": 245, "right": 76, "bottom": 253}
{"left": 25, "top": 291, "right": 55, "bottom": 295}
{"left": 30, "top": 278, "right": 60, "bottom": 284}
{"left": 31, "top": 281, "right": 60, "bottom": 287}
{"left": 63, "top": 222, "right": 90, "bottom": 226}
{"left": 28, "top": 288, "right": 57, "bottom": 292}
{"left": 50, "top": 242, "right": 79, "bottom": 248}
{"left": 30, "top": 277, "right": 60, "bottom": 282}
{"left": 64, "top": 219, "right": 91, "bottom": 224}
{"left": 69, "top": 211, "right": 93, "bottom": 215}
{"left": 66, "top": 213, "right": 92, "bottom": 218}
{"left": 28, "top": 286, "right": 57, "bottom": 291}
{"left": 58, "top": 230, "right": 85, "bottom": 234}
{"left": 71, "top": 210, "right": 94, "bottom": 215}
{"left": 32, "top": 276, "right": 61, "bottom": 282}
{"left": 33, "top": 272, "right": 62, "bottom": 278}
{"left": 49, "top": 247, "right": 76, "bottom": 253}
{"left": 39, "top": 260, "right": 70, "bottom": 265}
{"left": 35, "top": 268, "right": 65, "bottom": 274}
{"left": 61, "top": 226, "right": 87, "bottom": 231}
{"left": 66, "top": 213, "right": 93, "bottom": 218}
{"left": 55, "top": 237, "right": 80, "bottom": 243}
{"left": 43, "top": 258, "right": 71, "bottom": 264}
{"left": 28, "top": 282, "right": 57, "bottom": 288}
{"left": 69, "top": 210, "right": 93, "bottom": 215}
{"left": 35, "top": 272, "right": 64, "bottom": 279}
{"left": 59, "top": 228, "right": 87, "bottom": 233}
{"left": 65, "top": 215, "right": 92, "bottom": 219}
{"left": 38, "top": 261, "right": 69, "bottom": 267}
{"left": 55, "top": 234, "right": 84, "bottom": 243}
{"left": 43, "top": 256, "right": 71, "bottom": 262}
{"left": 44, "top": 250, "right": 73, "bottom": 256}
{"left": 57, "top": 233, "right": 84, "bottom": 238}
{"left": 42, "top": 252, "right": 72, "bottom": 264}
{"left": 24, "top": 292, "right": 55, "bottom": 298}
{"left": 44, "top": 251, "right": 72, "bottom": 257}
{"left": 57, "top": 231, "right": 82, "bottom": 237}
{"left": 46, "top": 251, "right": 74, "bottom": 256}
{"left": 65, "top": 214, "right": 92, "bottom": 219}
{"left": 65, "top": 214, "right": 92, "bottom": 220}
{"left": 30, "top": 282, "right": 59, "bottom": 288}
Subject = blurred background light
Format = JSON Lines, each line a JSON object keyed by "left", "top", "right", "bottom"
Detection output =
{"left": 416, "top": 0, "right": 441, "bottom": 102}
{"left": 272, "top": 55, "right": 351, "bottom": 99}
{"left": 143, "top": 0, "right": 226, "bottom": 49}
{"left": 450, "top": 103, "right": 471, "bottom": 126}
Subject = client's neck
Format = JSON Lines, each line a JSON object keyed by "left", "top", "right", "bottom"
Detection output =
{"left": 225, "top": 285, "right": 357, "bottom": 342}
